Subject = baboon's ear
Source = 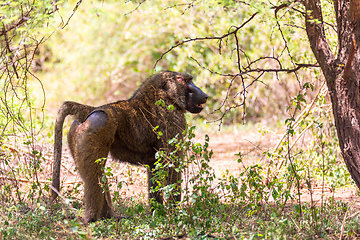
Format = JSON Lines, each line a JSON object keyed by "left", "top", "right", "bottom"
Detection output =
{"left": 161, "top": 80, "right": 167, "bottom": 90}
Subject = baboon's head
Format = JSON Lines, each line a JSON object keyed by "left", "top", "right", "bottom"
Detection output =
{"left": 160, "top": 71, "right": 208, "bottom": 114}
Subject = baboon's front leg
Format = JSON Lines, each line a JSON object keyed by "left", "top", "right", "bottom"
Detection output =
{"left": 167, "top": 165, "right": 181, "bottom": 203}
{"left": 147, "top": 162, "right": 164, "bottom": 205}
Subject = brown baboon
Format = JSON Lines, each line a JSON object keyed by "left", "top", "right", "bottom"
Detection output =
{"left": 51, "top": 71, "right": 208, "bottom": 223}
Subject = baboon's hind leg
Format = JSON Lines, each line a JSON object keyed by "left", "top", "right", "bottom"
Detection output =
{"left": 68, "top": 111, "right": 115, "bottom": 223}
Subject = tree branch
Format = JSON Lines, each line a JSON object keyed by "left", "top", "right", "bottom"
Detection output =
{"left": 343, "top": 0, "right": 360, "bottom": 79}
{"left": 191, "top": 56, "right": 319, "bottom": 77}
{"left": 343, "top": 37, "right": 356, "bottom": 79}
{"left": 302, "top": 0, "right": 335, "bottom": 78}
{"left": 61, "top": 0, "right": 82, "bottom": 29}
{"left": 154, "top": 12, "right": 259, "bottom": 70}
{"left": 350, "top": 0, "right": 360, "bottom": 50}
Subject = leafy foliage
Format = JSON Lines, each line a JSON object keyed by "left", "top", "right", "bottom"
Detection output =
{"left": 0, "top": 0, "right": 56, "bottom": 137}
{"left": 0, "top": 0, "right": 57, "bottom": 219}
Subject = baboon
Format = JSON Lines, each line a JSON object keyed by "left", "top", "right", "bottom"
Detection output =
{"left": 51, "top": 71, "right": 208, "bottom": 223}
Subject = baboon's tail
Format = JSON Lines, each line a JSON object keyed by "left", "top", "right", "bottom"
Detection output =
{"left": 50, "top": 101, "right": 95, "bottom": 202}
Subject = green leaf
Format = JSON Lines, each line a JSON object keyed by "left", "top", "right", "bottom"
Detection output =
{"left": 155, "top": 99, "right": 165, "bottom": 107}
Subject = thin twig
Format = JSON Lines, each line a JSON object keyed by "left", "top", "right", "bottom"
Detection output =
{"left": 61, "top": 0, "right": 82, "bottom": 29}
{"left": 154, "top": 12, "right": 259, "bottom": 70}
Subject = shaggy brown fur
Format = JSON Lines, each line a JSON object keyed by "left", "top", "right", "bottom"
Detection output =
{"left": 51, "top": 71, "right": 208, "bottom": 223}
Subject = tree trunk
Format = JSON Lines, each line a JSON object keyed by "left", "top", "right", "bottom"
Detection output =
{"left": 303, "top": 0, "right": 360, "bottom": 188}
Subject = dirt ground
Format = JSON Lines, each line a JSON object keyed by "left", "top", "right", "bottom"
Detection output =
{"left": 199, "top": 130, "right": 360, "bottom": 209}
{"left": 4, "top": 128, "right": 360, "bottom": 210}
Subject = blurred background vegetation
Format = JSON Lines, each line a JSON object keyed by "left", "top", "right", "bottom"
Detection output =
{"left": 34, "top": 0, "right": 321, "bottom": 128}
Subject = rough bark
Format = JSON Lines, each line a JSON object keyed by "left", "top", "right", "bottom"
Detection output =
{"left": 303, "top": 0, "right": 360, "bottom": 188}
